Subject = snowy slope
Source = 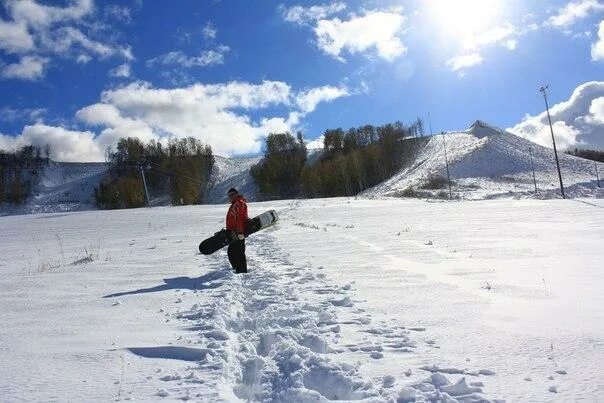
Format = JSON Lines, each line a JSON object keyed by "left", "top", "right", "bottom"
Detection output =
{"left": 364, "top": 121, "right": 603, "bottom": 199}
{"left": 0, "top": 161, "right": 108, "bottom": 216}
{"left": 3, "top": 120, "right": 602, "bottom": 217}
{"left": 1, "top": 198, "right": 602, "bottom": 401}
{"left": 0, "top": 155, "right": 260, "bottom": 215}
{"left": 204, "top": 156, "right": 261, "bottom": 204}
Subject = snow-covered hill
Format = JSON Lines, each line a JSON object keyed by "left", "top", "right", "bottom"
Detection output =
{"left": 2, "top": 121, "right": 602, "bottom": 216}
{"left": 0, "top": 156, "right": 260, "bottom": 215}
{"left": 1, "top": 198, "right": 602, "bottom": 401}
{"left": 364, "top": 121, "right": 603, "bottom": 199}
{"left": 204, "top": 155, "right": 262, "bottom": 204}
{"left": 0, "top": 161, "right": 108, "bottom": 216}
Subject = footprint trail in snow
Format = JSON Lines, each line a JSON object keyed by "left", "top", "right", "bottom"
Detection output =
{"left": 134, "top": 228, "right": 496, "bottom": 402}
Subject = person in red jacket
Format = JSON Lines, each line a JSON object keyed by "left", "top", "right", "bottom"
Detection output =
{"left": 226, "top": 188, "right": 248, "bottom": 273}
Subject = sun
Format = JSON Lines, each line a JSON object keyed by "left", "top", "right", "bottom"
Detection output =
{"left": 426, "top": 0, "right": 503, "bottom": 45}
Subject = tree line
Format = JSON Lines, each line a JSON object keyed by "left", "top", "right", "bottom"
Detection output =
{"left": 251, "top": 120, "right": 428, "bottom": 200}
{"left": 95, "top": 137, "right": 214, "bottom": 209}
{"left": 0, "top": 145, "right": 51, "bottom": 205}
{"left": 565, "top": 148, "right": 604, "bottom": 163}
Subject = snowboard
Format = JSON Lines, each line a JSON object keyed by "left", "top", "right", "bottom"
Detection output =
{"left": 198, "top": 210, "right": 279, "bottom": 255}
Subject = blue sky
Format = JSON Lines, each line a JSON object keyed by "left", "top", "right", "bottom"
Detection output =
{"left": 0, "top": 0, "right": 602, "bottom": 161}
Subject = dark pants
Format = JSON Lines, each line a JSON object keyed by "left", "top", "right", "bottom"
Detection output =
{"left": 227, "top": 239, "right": 247, "bottom": 273}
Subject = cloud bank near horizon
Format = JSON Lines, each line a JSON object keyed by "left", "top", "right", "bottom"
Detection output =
{"left": 508, "top": 81, "right": 604, "bottom": 150}
{"left": 0, "top": 80, "right": 349, "bottom": 161}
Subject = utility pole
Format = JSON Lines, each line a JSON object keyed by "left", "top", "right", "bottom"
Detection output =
{"left": 429, "top": 113, "right": 452, "bottom": 199}
{"left": 539, "top": 85, "right": 565, "bottom": 199}
{"left": 529, "top": 146, "right": 538, "bottom": 193}
{"left": 139, "top": 163, "right": 150, "bottom": 207}
{"left": 442, "top": 131, "right": 452, "bottom": 199}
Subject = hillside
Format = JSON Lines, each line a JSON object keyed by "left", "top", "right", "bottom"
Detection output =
{"left": 203, "top": 155, "right": 262, "bottom": 204}
{"left": 364, "top": 121, "right": 603, "bottom": 199}
{"left": 0, "top": 161, "right": 108, "bottom": 216}
{"left": 2, "top": 121, "right": 602, "bottom": 216}
{"left": 0, "top": 156, "right": 260, "bottom": 215}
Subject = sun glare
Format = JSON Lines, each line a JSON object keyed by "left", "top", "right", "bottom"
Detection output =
{"left": 427, "top": 0, "right": 503, "bottom": 45}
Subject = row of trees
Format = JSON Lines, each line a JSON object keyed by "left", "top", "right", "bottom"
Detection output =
{"left": 251, "top": 121, "right": 428, "bottom": 200}
{"left": 95, "top": 137, "right": 214, "bottom": 209}
{"left": 250, "top": 132, "right": 307, "bottom": 199}
{"left": 0, "top": 145, "right": 51, "bottom": 205}
{"left": 566, "top": 148, "right": 604, "bottom": 163}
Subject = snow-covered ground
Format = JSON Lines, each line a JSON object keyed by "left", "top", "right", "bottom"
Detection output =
{"left": 1, "top": 197, "right": 602, "bottom": 401}
{"left": 365, "top": 121, "right": 603, "bottom": 200}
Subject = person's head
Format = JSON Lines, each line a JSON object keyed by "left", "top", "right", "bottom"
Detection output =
{"left": 227, "top": 188, "right": 238, "bottom": 202}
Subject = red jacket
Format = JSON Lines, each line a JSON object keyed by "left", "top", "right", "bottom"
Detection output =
{"left": 226, "top": 195, "right": 248, "bottom": 234}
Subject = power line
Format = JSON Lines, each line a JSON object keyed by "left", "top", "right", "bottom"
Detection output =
{"left": 147, "top": 168, "right": 173, "bottom": 180}
{"left": 143, "top": 166, "right": 206, "bottom": 187}
{"left": 0, "top": 164, "right": 141, "bottom": 172}
{"left": 147, "top": 161, "right": 208, "bottom": 185}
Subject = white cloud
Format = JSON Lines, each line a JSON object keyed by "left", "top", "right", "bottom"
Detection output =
{"left": 446, "top": 53, "right": 484, "bottom": 72}
{"left": 26, "top": 81, "right": 349, "bottom": 160}
{"left": 1, "top": 55, "right": 49, "bottom": 80}
{"left": 75, "top": 103, "right": 156, "bottom": 151}
{"left": 296, "top": 86, "right": 350, "bottom": 113}
{"left": 511, "top": 119, "right": 581, "bottom": 150}
{"left": 40, "top": 26, "right": 132, "bottom": 60}
{"left": 109, "top": 63, "right": 131, "bottom": 78}
{"left": 0, "top": 123, "right": 102, "bottom": 162}
{"left": 314, "top": 9, "right": 407, "bottom": 61}
{"left": 306, "top": 135, "right": 324, "bottom": 150}
{"left": 147, "top": 46, "right": 230, "bottom": 68}
{"left": 282, "top": 2, "right": 347, "bottom": 25}
{"left": 0, "top": 106, "right": 46, "bottom": 122}
{"left": 592, "top": 20, "right": 604, "bottom": 60}
{"left": 0, "top": 0, "right": 132, "bottom": 79}
{"left": 104, "top": 5, "right": 131, "bottom": 23}
{"left": 101, "top": 81, "right": 293, "bottom": 114}
{"left": 463, "top": 23, "right": 518, "bottom": 50}
{"left": 1, "top": 80, "right": 346, "bottom": 160}
{"left": 6, "top": 0, "right": 94, "bottom": 27}
{"left": 504, "top": 39, "right": 518, "bottom": 50}
{"left": 547, "top": 0, "right": 604, "bottom": 28}
{"left": 76, "top": 54, "right": 92, "bottom": 64}
{"left": 202, "top": 22, "right": 217, "bottom": 39}
{"left": 0, "top": 133, "right": 13, "bottom": 151}
{"left": 77, "top": 81, "right": 348, "bottom": 157}
{"left": 445, "top": 22, "right": 522, "bottom": 74}
{"left": 0, "top": 20, "right": 34, "bottom": 53}
{"left": 508, "top": 81, "right": 604, "bottom": 150}
{"left": 582, "top": 96, "right": 604, "bottom": 124}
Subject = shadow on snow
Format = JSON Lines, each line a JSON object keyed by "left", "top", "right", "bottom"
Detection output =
{"left": 126, "top": 346, "right": 211, "bottom": 361}
{"left": 102, "top": 269, "right": 229, "bottom": 298}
